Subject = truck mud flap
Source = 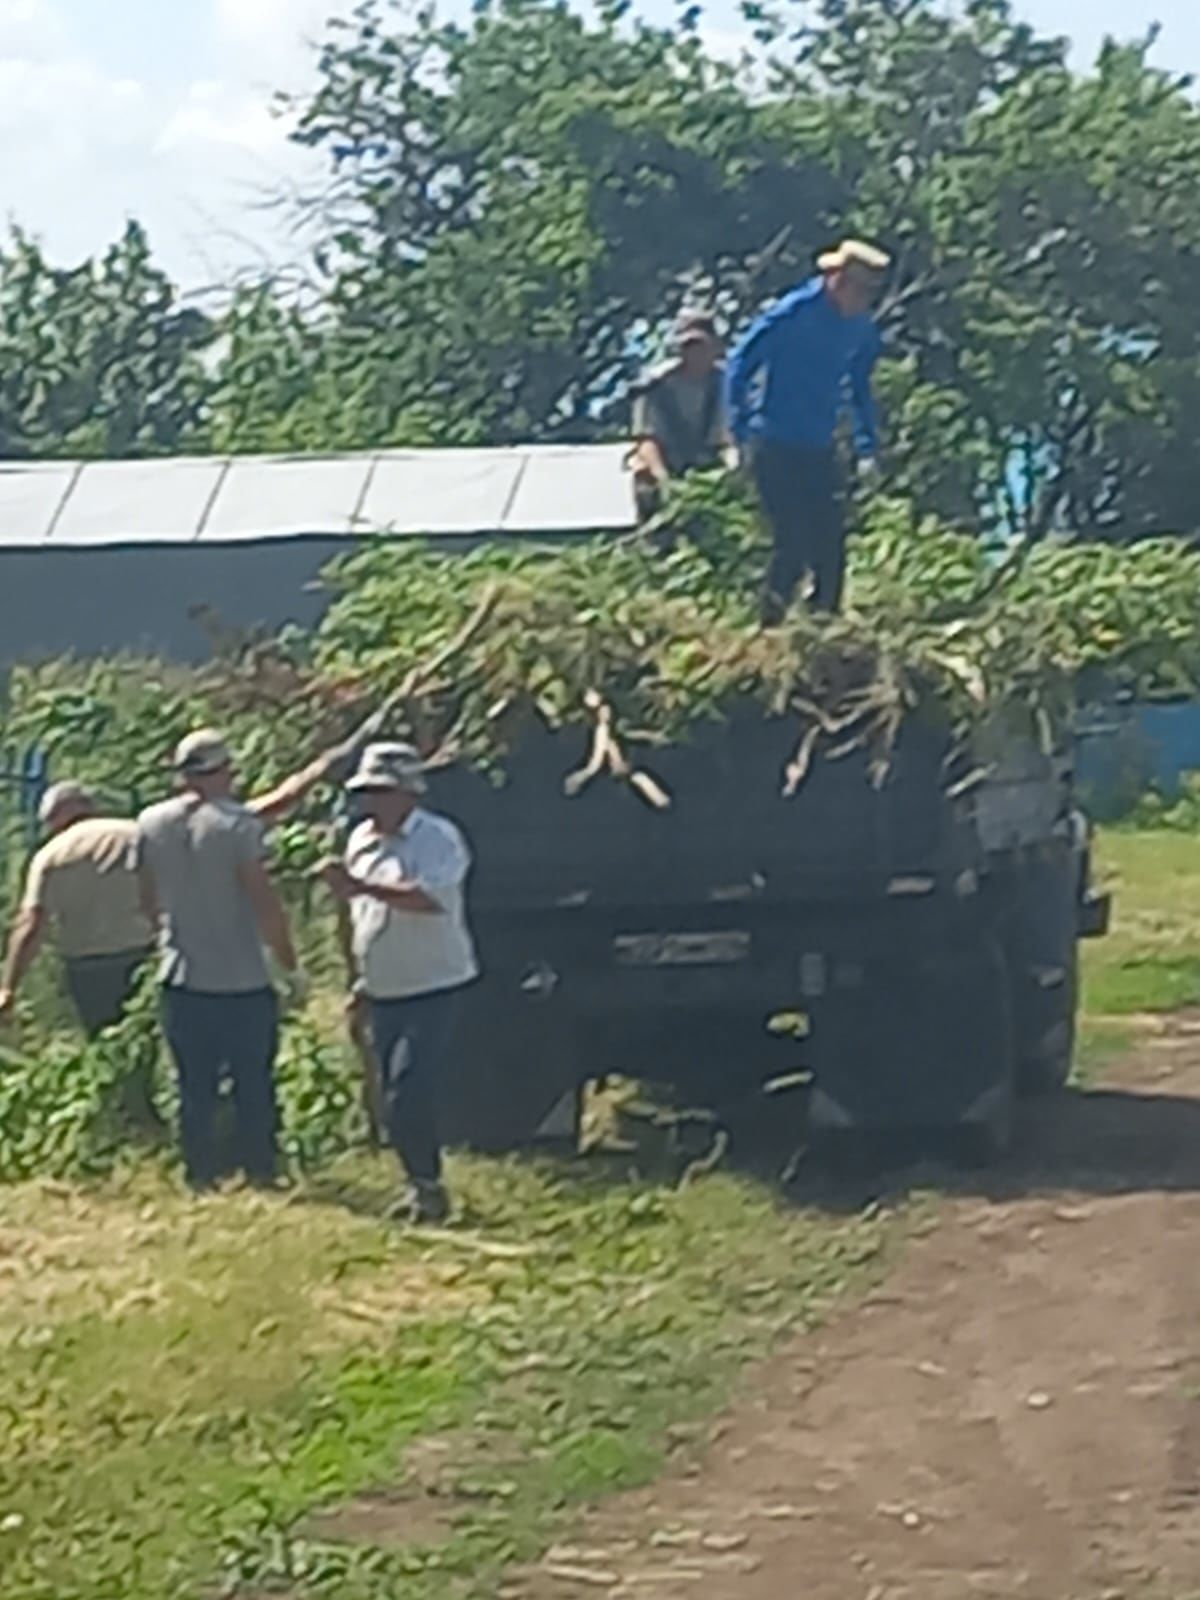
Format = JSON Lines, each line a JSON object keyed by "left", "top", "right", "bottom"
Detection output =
{"left": 1078, "top": 890, "right": 1112, "bottom": 939}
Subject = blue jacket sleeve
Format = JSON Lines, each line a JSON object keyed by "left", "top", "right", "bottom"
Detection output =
{"left": 726, "top": 298, "right": 790, "bottom": 444}
{"left": 848, "top": 325, "right": 882, "bottom": 457}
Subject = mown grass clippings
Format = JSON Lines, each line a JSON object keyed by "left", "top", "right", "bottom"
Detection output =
{"left": 0, "top": 1150, "right": 898, "bottom": 1600}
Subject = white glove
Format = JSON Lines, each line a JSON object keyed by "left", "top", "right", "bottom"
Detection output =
{"left": 857, "top": 456, "right": 881, "bottom": 488}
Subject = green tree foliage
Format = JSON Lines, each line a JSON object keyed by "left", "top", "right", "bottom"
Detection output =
{"left": 5, "top": 0, "right": 1200, "bottom": 543}
{"left": 0, "top": 223, "right": 212, "bottom": 458}
{"left": 257, "top": 0, "right": 1200, "bottom": 537}
{"left": 756, "top": 1, "right": 1200, "bottom": 538}
{"left": 272, "top": 0, "right": 843, "bottom": 446}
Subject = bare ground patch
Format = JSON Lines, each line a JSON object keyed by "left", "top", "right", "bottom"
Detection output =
{"left": 507, "top": 1018, "right": 1200, "bottom": 1600}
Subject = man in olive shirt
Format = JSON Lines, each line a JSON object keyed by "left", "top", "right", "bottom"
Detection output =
{"left": 0, "top": 783, "right": 152, "bottom": 1033}
{"left": 629, "top": 309, "right": 731, "bottom": 518}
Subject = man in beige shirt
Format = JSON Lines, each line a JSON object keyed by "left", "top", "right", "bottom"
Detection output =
{"left": 0, "top": 783, "right": 151, "bottom": 1036}
{"left": 0, "top": 783, "right": 159, "bottom": 1129}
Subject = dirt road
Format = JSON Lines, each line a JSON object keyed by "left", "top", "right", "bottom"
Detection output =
{"left": 517, "top": 1019, "right": 1200, "bottom": 1600}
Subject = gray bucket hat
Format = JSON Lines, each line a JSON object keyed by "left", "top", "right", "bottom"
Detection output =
{"left": 345, "top": 742, "right": 429, "bottom": 796}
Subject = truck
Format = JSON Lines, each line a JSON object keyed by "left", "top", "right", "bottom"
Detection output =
{"left": 428, "top": 703, "right": 1111, "bottom": 1162}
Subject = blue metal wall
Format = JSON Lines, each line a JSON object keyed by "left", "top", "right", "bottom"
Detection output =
{"left": 1075, "top": 701, "right": 1200, "bottom": 815}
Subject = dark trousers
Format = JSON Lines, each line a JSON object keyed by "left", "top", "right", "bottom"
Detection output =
{"left": 369, "top": 989, "right": 464, "bottom": 1186}
{"left": 161, "top": 987, "right": 279, "bottom": 1189}
{"left": 65, "top": 947, "right": 160, "bottom": 1128}
{"left": 65, "top": 947, "right": 151, "bottom": 1036}
{"left": 753, "top": 442, "right": 845, "bottom": 615}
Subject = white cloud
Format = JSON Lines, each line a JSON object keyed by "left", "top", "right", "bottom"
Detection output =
{"left": 0, "top": 0, "right": 324, "bottom": 285}
{"left": 158, "top": 80, "right": 295, "bottom": 159}
{"left": 0, "top": 4, "right": 156, "bottom": 258}
{"left": 0, "top": 57, "right": 147, "bottom": 149}
{"left": 214, "top": 0, "right": 335, "bottom": 57}
{"left": 0, "top": 0, "right": 66, "bottom": 57}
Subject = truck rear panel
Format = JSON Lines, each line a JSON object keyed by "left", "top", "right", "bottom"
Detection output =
{"left": 432, "top": 710, "right": 978, "bottom": 912}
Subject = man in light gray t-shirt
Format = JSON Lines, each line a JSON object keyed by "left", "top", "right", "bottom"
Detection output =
{"left": 137, "top": 794, "right": 271, "bottom": 994}
{"left": 137, "top": 728, "right": 301, "bottom": 1190}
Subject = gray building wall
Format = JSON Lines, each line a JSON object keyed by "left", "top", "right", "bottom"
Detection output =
{"left": 1, "top": 540, "right": 360, "bottom": 664}
{"left": 0, "top": 531, "right": 596, "bottom": 665}
{"left": 0, "top": 446, "right": 634, "bottom": 665}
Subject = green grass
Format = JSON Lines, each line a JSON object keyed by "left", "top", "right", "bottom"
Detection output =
{"left": 1083, "top": 831, "right": 1200, "bottom": 1017}
{"left": 0, "top": 1153, "right": 894, "bottom": 1600}
{"left": 1074, "top": 1014, "right": 1136, "bottom": 1086}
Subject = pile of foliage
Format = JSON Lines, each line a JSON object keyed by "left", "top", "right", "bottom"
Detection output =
{"left": 311, "top": 481, "right": 1200, "bottom": 791}
{"left": 0, "top": 967, "right": 364, "bottom": 1183}
{"left": 8, "top": 480, "right": 1200, "bottom": 811}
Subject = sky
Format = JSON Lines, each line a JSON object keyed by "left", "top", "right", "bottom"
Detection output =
{"left": 2, "top": 0, "right": 1198, "bottom": 294}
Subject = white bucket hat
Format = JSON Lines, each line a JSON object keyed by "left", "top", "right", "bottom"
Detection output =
{"left": 345, "top": 742, "right": 430, "bottom": 796}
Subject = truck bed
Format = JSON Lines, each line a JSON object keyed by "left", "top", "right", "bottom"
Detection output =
{"left": 431, "top": 710, "right": 986, "bottom": 912}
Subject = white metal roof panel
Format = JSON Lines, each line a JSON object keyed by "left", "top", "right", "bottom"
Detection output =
{"left": 0, "top": 445, "right": 640, "bottom": 547}
{"left": 202, "top": 454, "right": 372, "bottom": 542}
{"left": 505, "top": 443, "right": 635, "bottom": 532}
{"left": 0, "top": 463, "right": 78, "bottom": 547}
{"left": 358, "top": 449, "right": 526, "bottom": 536}
{"left": 52, "top": 458, "right": 228, "bottom": 545}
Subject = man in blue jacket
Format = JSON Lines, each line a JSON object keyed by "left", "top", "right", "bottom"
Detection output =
{"left": 726, "top": 239, "right": 890, "bottom": 619}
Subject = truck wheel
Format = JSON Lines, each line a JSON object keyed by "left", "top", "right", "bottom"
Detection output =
{"left": 1015, "top": 946, "right": 1078, "bottom": 1097}
{"left": 806, "top": 930, "right": 1015, "bottom": 1151}
{"left": 957, "top": 1074, "right": 1015, "bottom": 1166}
{"left": 957, "top": 937, "right": 1016, "bottom": 1164}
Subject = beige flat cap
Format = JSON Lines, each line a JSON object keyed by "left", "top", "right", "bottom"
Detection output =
{"left": 174, "top": 728, "right": 233, "bottom": 776}
{"left": 817, "top": 238, "right": 892, "bottom": 274}
{"left": 38, "top": 781, "right": 95, "bottom": 826}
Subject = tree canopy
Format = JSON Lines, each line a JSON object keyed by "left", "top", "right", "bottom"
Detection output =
{"left": 3, "top": 0, "right": 1200, "bottom": 541}
{"left": 0, "top": 223, "right": 210, "bottom": 459}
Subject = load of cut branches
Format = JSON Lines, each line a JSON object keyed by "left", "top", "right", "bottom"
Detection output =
{"left": 311, "top": 475, "right": 1200, "bottom": 796}
{"left": 7, "top": 476, "right": 1200, "bottom": 816}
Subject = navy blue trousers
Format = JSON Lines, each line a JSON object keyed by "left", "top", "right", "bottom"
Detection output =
{"left": 369, "top": 988, "right": 464, "bottom": 1184}
{"left": 162, "top": 987, "right": 279, "bottom": 1189}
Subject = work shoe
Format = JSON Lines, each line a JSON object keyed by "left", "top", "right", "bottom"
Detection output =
{"left": 405, "top": 1180, "right": 451, "bottom": 1226}
{"left": 760, "top": 590, "right": 787, "bottom": 627}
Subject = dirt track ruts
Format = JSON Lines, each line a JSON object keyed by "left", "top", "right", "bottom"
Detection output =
{"left": 515, "top": 1017, "right": 1200, "bottom": 1600}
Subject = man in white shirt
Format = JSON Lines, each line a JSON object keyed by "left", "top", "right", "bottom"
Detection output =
{"left": 319, "top": 743, "right": 478, "bottom": 1224}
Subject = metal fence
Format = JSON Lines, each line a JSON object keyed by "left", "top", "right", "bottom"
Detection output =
{"left": 1075, "top": 699, "right": 1200, "bottom": 819}
{"left": 0, "top": 744, "right": 49, "bottom": 908}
